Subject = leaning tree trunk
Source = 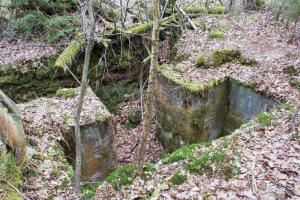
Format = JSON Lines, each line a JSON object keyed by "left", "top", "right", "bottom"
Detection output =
{"left": 74, "top": 0, "right": 95, "bottom": 196}
{"left": 136, "top": 0, "right": 160, "bottom": 175}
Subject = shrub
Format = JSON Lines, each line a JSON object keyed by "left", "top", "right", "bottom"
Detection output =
{"left": 170, "top": 171, "right": 187, "bottom": 185}
{"left": 10, "top": 0, "right": 79, "bottom": 42}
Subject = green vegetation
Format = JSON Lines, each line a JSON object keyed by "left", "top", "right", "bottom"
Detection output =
{"left": 195, "top": 54, "right": 211, "bottom": 69}
{"left": 195, "top": 48, "right": 242, "bottom": 68}
{"left": 170, "top": 171, "right": 187, "bottom": 185}
{"left": 269, "top": 0, "right": 299, "bottom": 22}
{"left": 208, "top": 5, "right": 225, "bottom": 14}
{"left": 276, "top": 103, "right": 295, "bottom": 111}
{"left": 209, "top": 31, "right": 226, "bottom": 39}
{"left": 257, "top": 112, "right": 274, "bottom": 126}
{"left": 184, "top": 4, "right": 206, "bottom": 14}
{"left": 185, "top": 147, "right": 238, "bottom": 179}
{"left": 56, "top": 88, "right": 76, "bottom": 99}
{"left": 161, "top": 143, "right": 206, "bottom": 164}
{"left": 256, "top": 0, "right": 265, "bottom": 8}
{"left": 106, "top": 163, "right": 155, "bottom": 190}
{"left": 81, "top": 183, "right": 100, "bottom": 199}
{"left": 283, "top": 66, "right": 298, "bottom": 76}
{"left": 0, "top": 152, "right": 23, "bottom": 200}
{"left": 174, "top": 63, "right": 187, "bottom": 73}
{"left": 97, "top": 80, "right": 139, "bottom": 113}
{"left": 185, "top": 149, "right": 226, "bottom": 174}
{"left": 290, "top": 79, "right": 300, "bottom": 91}
{"left": 212, "top": 49, "right": 241, "bottom": 66}
{"left": 8, "top": 0, "right": 79, "bottom": 42}
{"left": 125, "top": 108, "right": 142, "bottom": 128}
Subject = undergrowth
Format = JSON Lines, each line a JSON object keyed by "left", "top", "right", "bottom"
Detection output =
{"left": 257, "top": 112, "right": 274, "bottom": 126}
{"left": 161, "top": 143, "right": 208, "bottom": 164}
{"left": 7, "top": 0, "right": 79, "bottom": 42}
{"left": 106, "top": 163, "right": 155, "bottom": 190}
{"left": 0, "top": 151, "right": 23, "bottom": 200}
{"left": 170, "top": 171, "right": 187, "bottom": 185}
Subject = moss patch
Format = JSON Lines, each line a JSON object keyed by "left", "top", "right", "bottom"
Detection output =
{"left": 106, "top": 163, "right": 155, "bottom": 190}
{"left": 161, "top": 143, "right": 206, "bottom": 164}
{"left": 184, "top": 4, "right": 205, "bottom": 14}
{"left": 209, "top": 31, "right": 226, "bottom": 39}
{"left": 0, "top": 152, "right": 23, "bottom": 200}
{"left": 195, "top": 48, "right": 242, "bottom": 68}
{"left": 170, "top": 171, "right": 187, "bottom": 185}
{"left": 56, "top": 88, "right": 76, "bottom": 99}
{"left": 212, "top": 48, "right": 241, "bottom": 66}
{"left": 257, "top": 112, "right": 274, "bottom": 126}
{"left": 208, "top": 5, "right": 225, "bottom": 14}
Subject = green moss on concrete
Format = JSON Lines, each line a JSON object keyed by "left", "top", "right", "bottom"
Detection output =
{"left": 56, "top": 88, "right": 76, "bottom": 99}
{"left": 209, "top": 31, "right": 226, "bottom": 39}
{"left": 212, "top": 48, "right": 241, "bottom": 66}
{"left": 156, "top": 64, "right": 223, "bottom": 94}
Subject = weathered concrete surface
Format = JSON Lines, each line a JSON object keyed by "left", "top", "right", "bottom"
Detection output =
{"left": 20, "top": 87, "right": 117, "bottom": 181}
{"left": 59, "top": 88, "right": 117, "bottom": 181}
{"left": 155, "top": 68, "right": 275, "bottom": 151}
{"left": 67, "top": 119, "right": 116, "bottom": 181}
{"left": 229, "top": 81, "right": 276, "bottom": 120}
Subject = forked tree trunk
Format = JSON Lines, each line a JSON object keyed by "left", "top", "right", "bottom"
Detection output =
{"left": 136, "top": 0, "right": 160, "bottom": 175}
{"left": 74, "top": 0, "right": 95, "bottom": 196}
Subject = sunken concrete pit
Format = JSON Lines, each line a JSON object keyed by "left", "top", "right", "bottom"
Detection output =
{"left": 155, "top": 65, "right": 276, "bottom": 152}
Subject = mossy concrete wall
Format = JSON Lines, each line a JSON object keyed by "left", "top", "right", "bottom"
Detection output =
{"left": 0, "top": 56, "right": 75, "bottom": 102}
{"left": 155, "top": 71, "right": 275, "bottom": 151}
{"left": 155, "top": 73, "right": 229, "bottom": 151}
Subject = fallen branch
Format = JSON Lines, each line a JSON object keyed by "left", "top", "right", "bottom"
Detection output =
{"left": 175, "top": 4, "right": 197, "bottom": 30}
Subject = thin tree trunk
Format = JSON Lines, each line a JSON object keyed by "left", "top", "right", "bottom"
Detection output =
{"left": 74, "top": 0, "right": 95, "bottom": 196}
{"left": 136, "top": 0, "right": 160, "bottom": 175}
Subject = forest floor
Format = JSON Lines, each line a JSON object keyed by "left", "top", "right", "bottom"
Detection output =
{"left": 94, "top": 10, "right": 300, "bottom": 200}
{"left": 1, "top": 4, "right": 300, "bottom": 199}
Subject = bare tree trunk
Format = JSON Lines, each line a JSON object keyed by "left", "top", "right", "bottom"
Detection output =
{"left": 136, "top": 0, "right": 160, "bottom": 175}
{"left": 74, "top": 0, "right": 95, "bottom": 196}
